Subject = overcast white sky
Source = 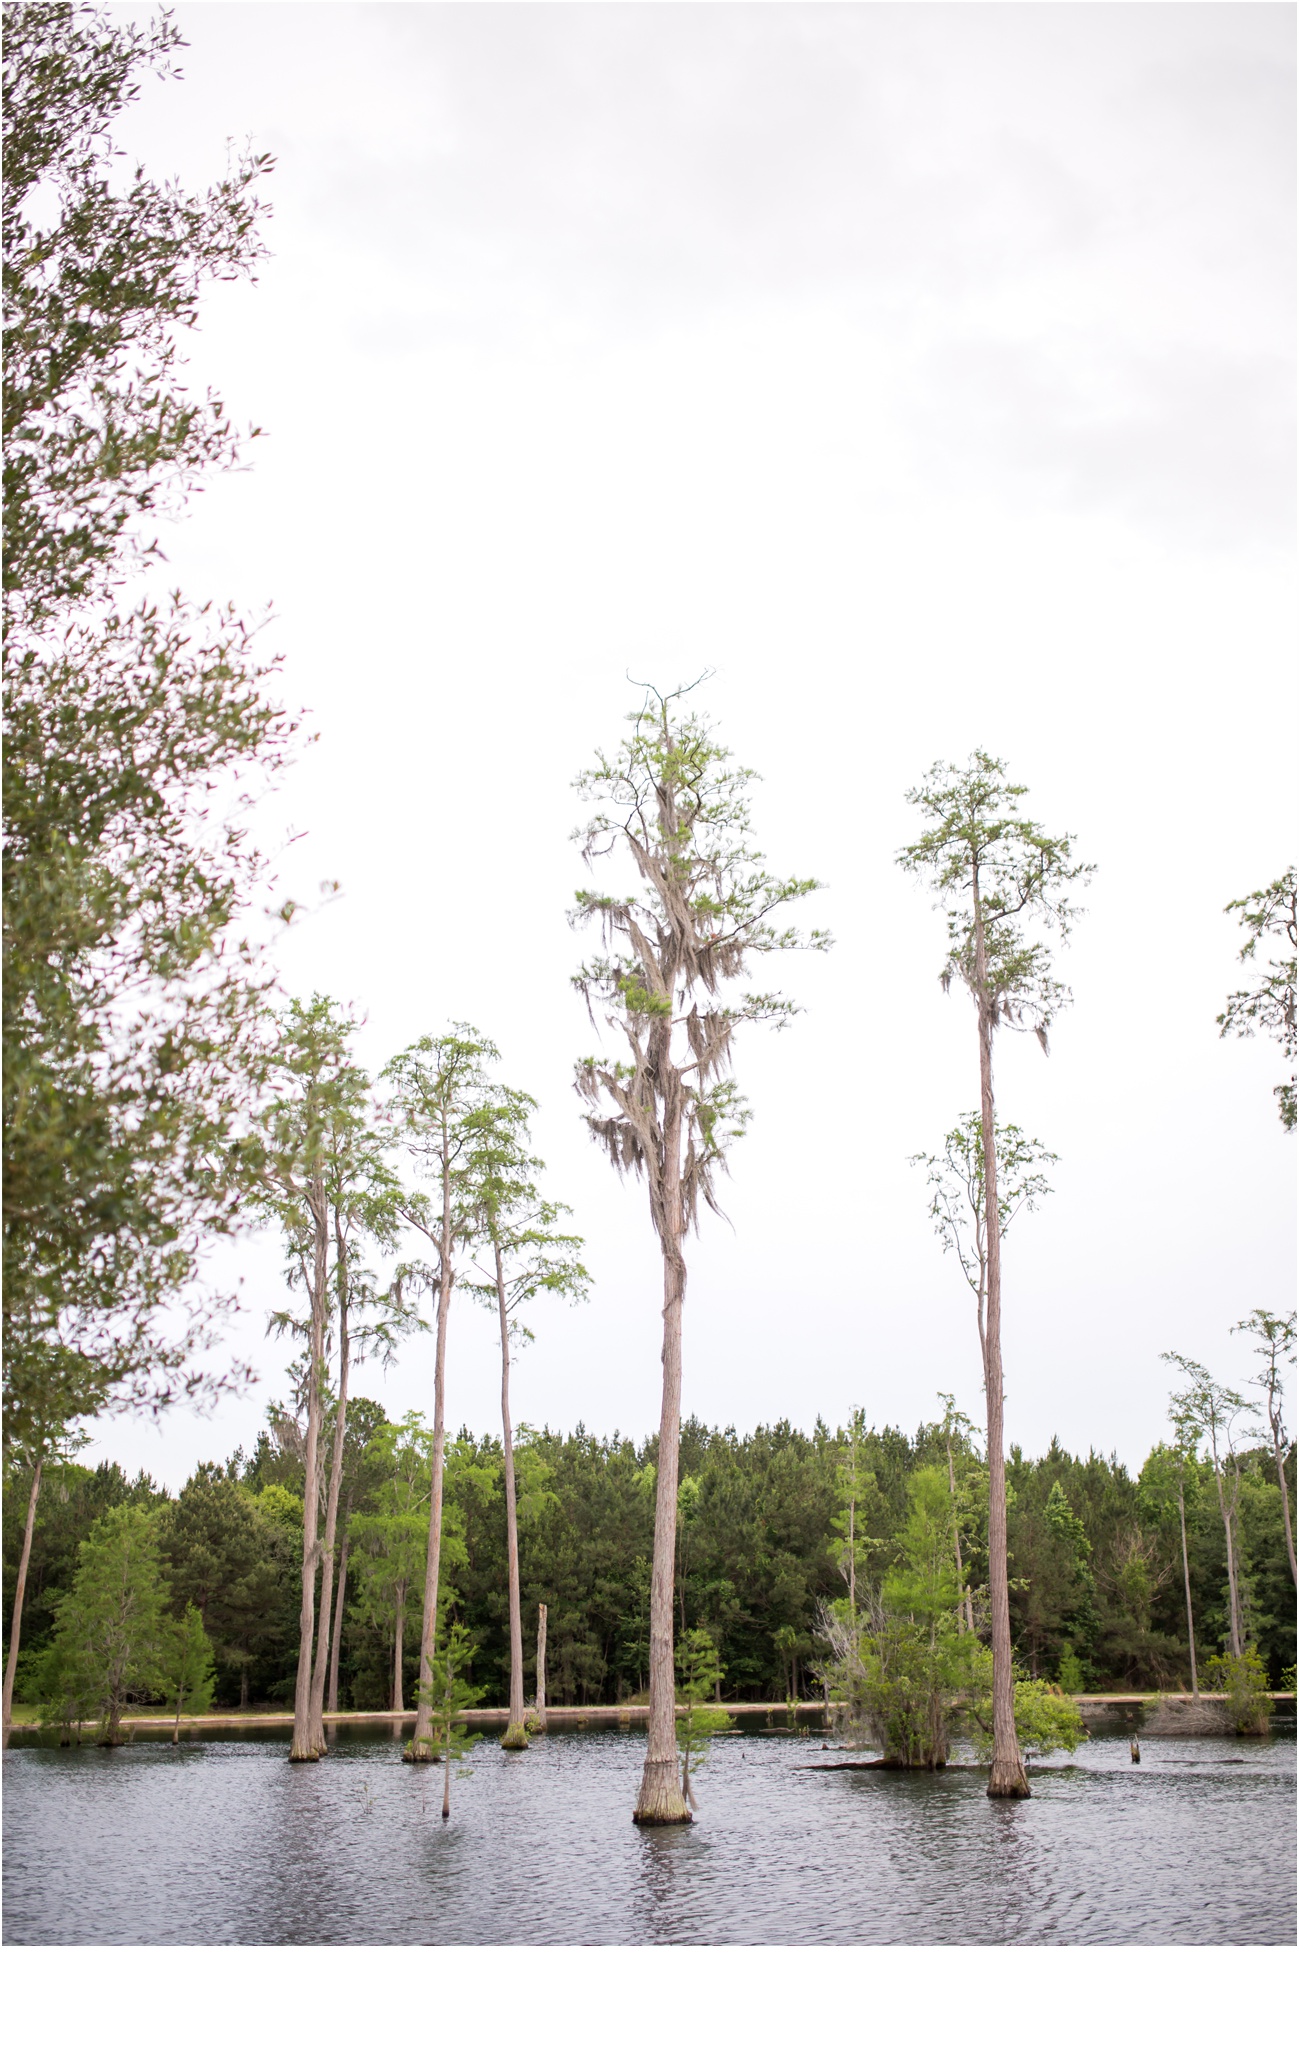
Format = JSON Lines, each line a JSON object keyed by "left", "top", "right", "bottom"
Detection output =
{"left": 89, "top": 1, "right": 1295, "bottom": 1490}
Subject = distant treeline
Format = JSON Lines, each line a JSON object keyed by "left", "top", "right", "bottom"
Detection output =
{"left": 5, "top": 1409, "right": 1294, "bottom": 1712}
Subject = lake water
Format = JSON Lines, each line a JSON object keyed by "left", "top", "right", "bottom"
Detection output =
{"left": 4, "top": 1720, "right": 1294, "bottom": 1946}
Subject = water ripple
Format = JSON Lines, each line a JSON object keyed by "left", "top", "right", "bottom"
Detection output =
{"left": 3, "top": 1727, "right": 1294, "bottom": 1946}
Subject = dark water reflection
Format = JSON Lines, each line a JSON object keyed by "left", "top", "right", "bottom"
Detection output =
{"left": 4, "top": 1723, "right": 1294, "bottom": 1945}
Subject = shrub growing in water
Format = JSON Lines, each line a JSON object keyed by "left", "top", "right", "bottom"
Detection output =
{"left": 1204, "top": 1649, "right": 1271, "bottom": 1734}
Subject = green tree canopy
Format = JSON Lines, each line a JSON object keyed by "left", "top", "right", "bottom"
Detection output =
{"left": 3, "top": 3, "right": 292, "bottom": 1445}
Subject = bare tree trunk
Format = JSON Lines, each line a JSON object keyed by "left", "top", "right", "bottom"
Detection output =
{"left": 1178, "top": 1472, "right": 1199, "bottom": 1698}
{"left": 442, "top": 1742, "right": 451, "bottom": 1820}
{"left": 847, "top": 1497, "right": 856, "bottom": 1620}
{"left": 1224, "top": 1508, "right": 1243, "bottom": 1659}
{"left": 290, "top": 1168, "right": 329, "bottom": 1762}
{"left": 1210, "top": 1456, "right": 1244, "bottom": 1657}
{"left": 1267, "top": 1404, "right": 1297, "bottom": 1587}
{"left": 327, "top": 1529, "right": 349, "bottom": 1717}
{"left": 974, "top": 887, "right": 1029, "bottom": 1800}
{"left": 2, "top": 1457, "right": 41, "bottom": 1749}
{"left": 393, "top": 1591, "right": 405, "bottom": 1714}
{"left": 635, "top": 1091, "right": 691, "bottom": 1825}
{"left": 408, "top": 1142, "right": 453, "bottom": 1763}
{"left": 496, "top": 1244, "right": 529, "bottom": 1750}
{"left": 308, "top": 1210, "right": 354, "bottom": 1746}
{"left": 946, "top": 1439, "right": 966, "bottom": 1634}
{"left": 969, "top": 1265, "right": 987, "bottom": 1639}
{"left": 534, "top": 1603, "right": 548, "bottom": 1730}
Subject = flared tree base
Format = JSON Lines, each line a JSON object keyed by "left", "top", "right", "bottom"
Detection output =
{"left": 986, "top": 1751, "right": 1031, "bottom": 1798}
{"left": 289, "top": 1709, "right": 327, "bottom": 1762}
{"left": 633, "top": 1756, "right": 692, "bottom": 1826}
{"left": 402, "top": 1739, "right": 442, "bottom": 1764}
{"left": 500, "top": 1723, "right": 530, "bottom": 1750}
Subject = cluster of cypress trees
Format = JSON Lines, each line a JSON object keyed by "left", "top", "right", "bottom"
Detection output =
{"left": 2, "top": 9, "right": 1292, "bottom": 1807}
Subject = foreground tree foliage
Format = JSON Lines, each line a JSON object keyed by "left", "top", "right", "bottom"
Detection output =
{"left": 3, "top": 2, "right": 291, "bottom": 1446}
{"left": 572, "top": 680, "right": 828, "bottom": 1823}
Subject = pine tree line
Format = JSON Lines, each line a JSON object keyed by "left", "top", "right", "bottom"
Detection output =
{"left": 5, "top": 1403, "right": 1293, "bottom": 1730}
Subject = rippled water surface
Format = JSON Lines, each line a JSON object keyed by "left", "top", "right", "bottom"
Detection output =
{"left": 4, "top": 1723, "right": 1294, "bottom": 1945}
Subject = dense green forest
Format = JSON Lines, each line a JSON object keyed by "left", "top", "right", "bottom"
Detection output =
{"left": 5, "top": 1403, "right": 1294, "bottom": 1716}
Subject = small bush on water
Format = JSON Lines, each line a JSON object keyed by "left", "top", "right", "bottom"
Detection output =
{"left": 676, "top": 1629, "right": 733, "bottom": 1808}
{"left": 972, "top": 1680, "right": 1087, "bottom": 1762}
{"left": 1204, "top": 1649, "right": 1271, "bottom": 1734}
{"left": 818, "top": 1468, "right": 984, "bottom": 1767}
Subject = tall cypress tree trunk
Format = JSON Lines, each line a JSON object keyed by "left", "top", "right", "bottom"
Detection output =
{"left": 974, "top": 888, "right": 1029, "bottom": 1799}
{"left": 1178, "top": 1472, "right": 1199, "bottom": 1697}
{"left": 327, "top": 1525, "right": 350, "bottom": 1716}
{"left": 290, "top": 1168, "right": 329, "bottom": 1762}
{"left": 635, "top": 1088, "right": 690, "bottom": 1825}
{"left": 393, "top": 1590, "right": 405, "bottom": 1713}
{"left": 2, "top": 1457, "right": 42, "bottom": 1747}
{"left": 1267, "top": 1412, "right": 1296, "bottom": 1587}
{"left": 308, "top": 1215, "right": 354, "bottom": 1746}
{"left": 408, "top": 1143, "right": 452, "bottom": 1763}
{"left": 1213, "top": 1459, "right": 1244, "bottom": 1658}
{"left": 497, "top": 1244, "right": 529, "bottom": 1750}
{"left": 534, "top": 1603, "right": 548, "bottom": 1730}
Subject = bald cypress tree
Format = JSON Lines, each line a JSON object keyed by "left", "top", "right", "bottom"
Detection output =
{"left": 899, "top": 752, "right": 1090, "bottom": 1798}
{"left": 572, "top": 682, "right": 828, "bottom": 1823}
{"left": 463, "top": 1086, "right": 589, "bottom": 1749}
{"left": 382, "top": 1027, "right": 496, "bottom": 1764}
